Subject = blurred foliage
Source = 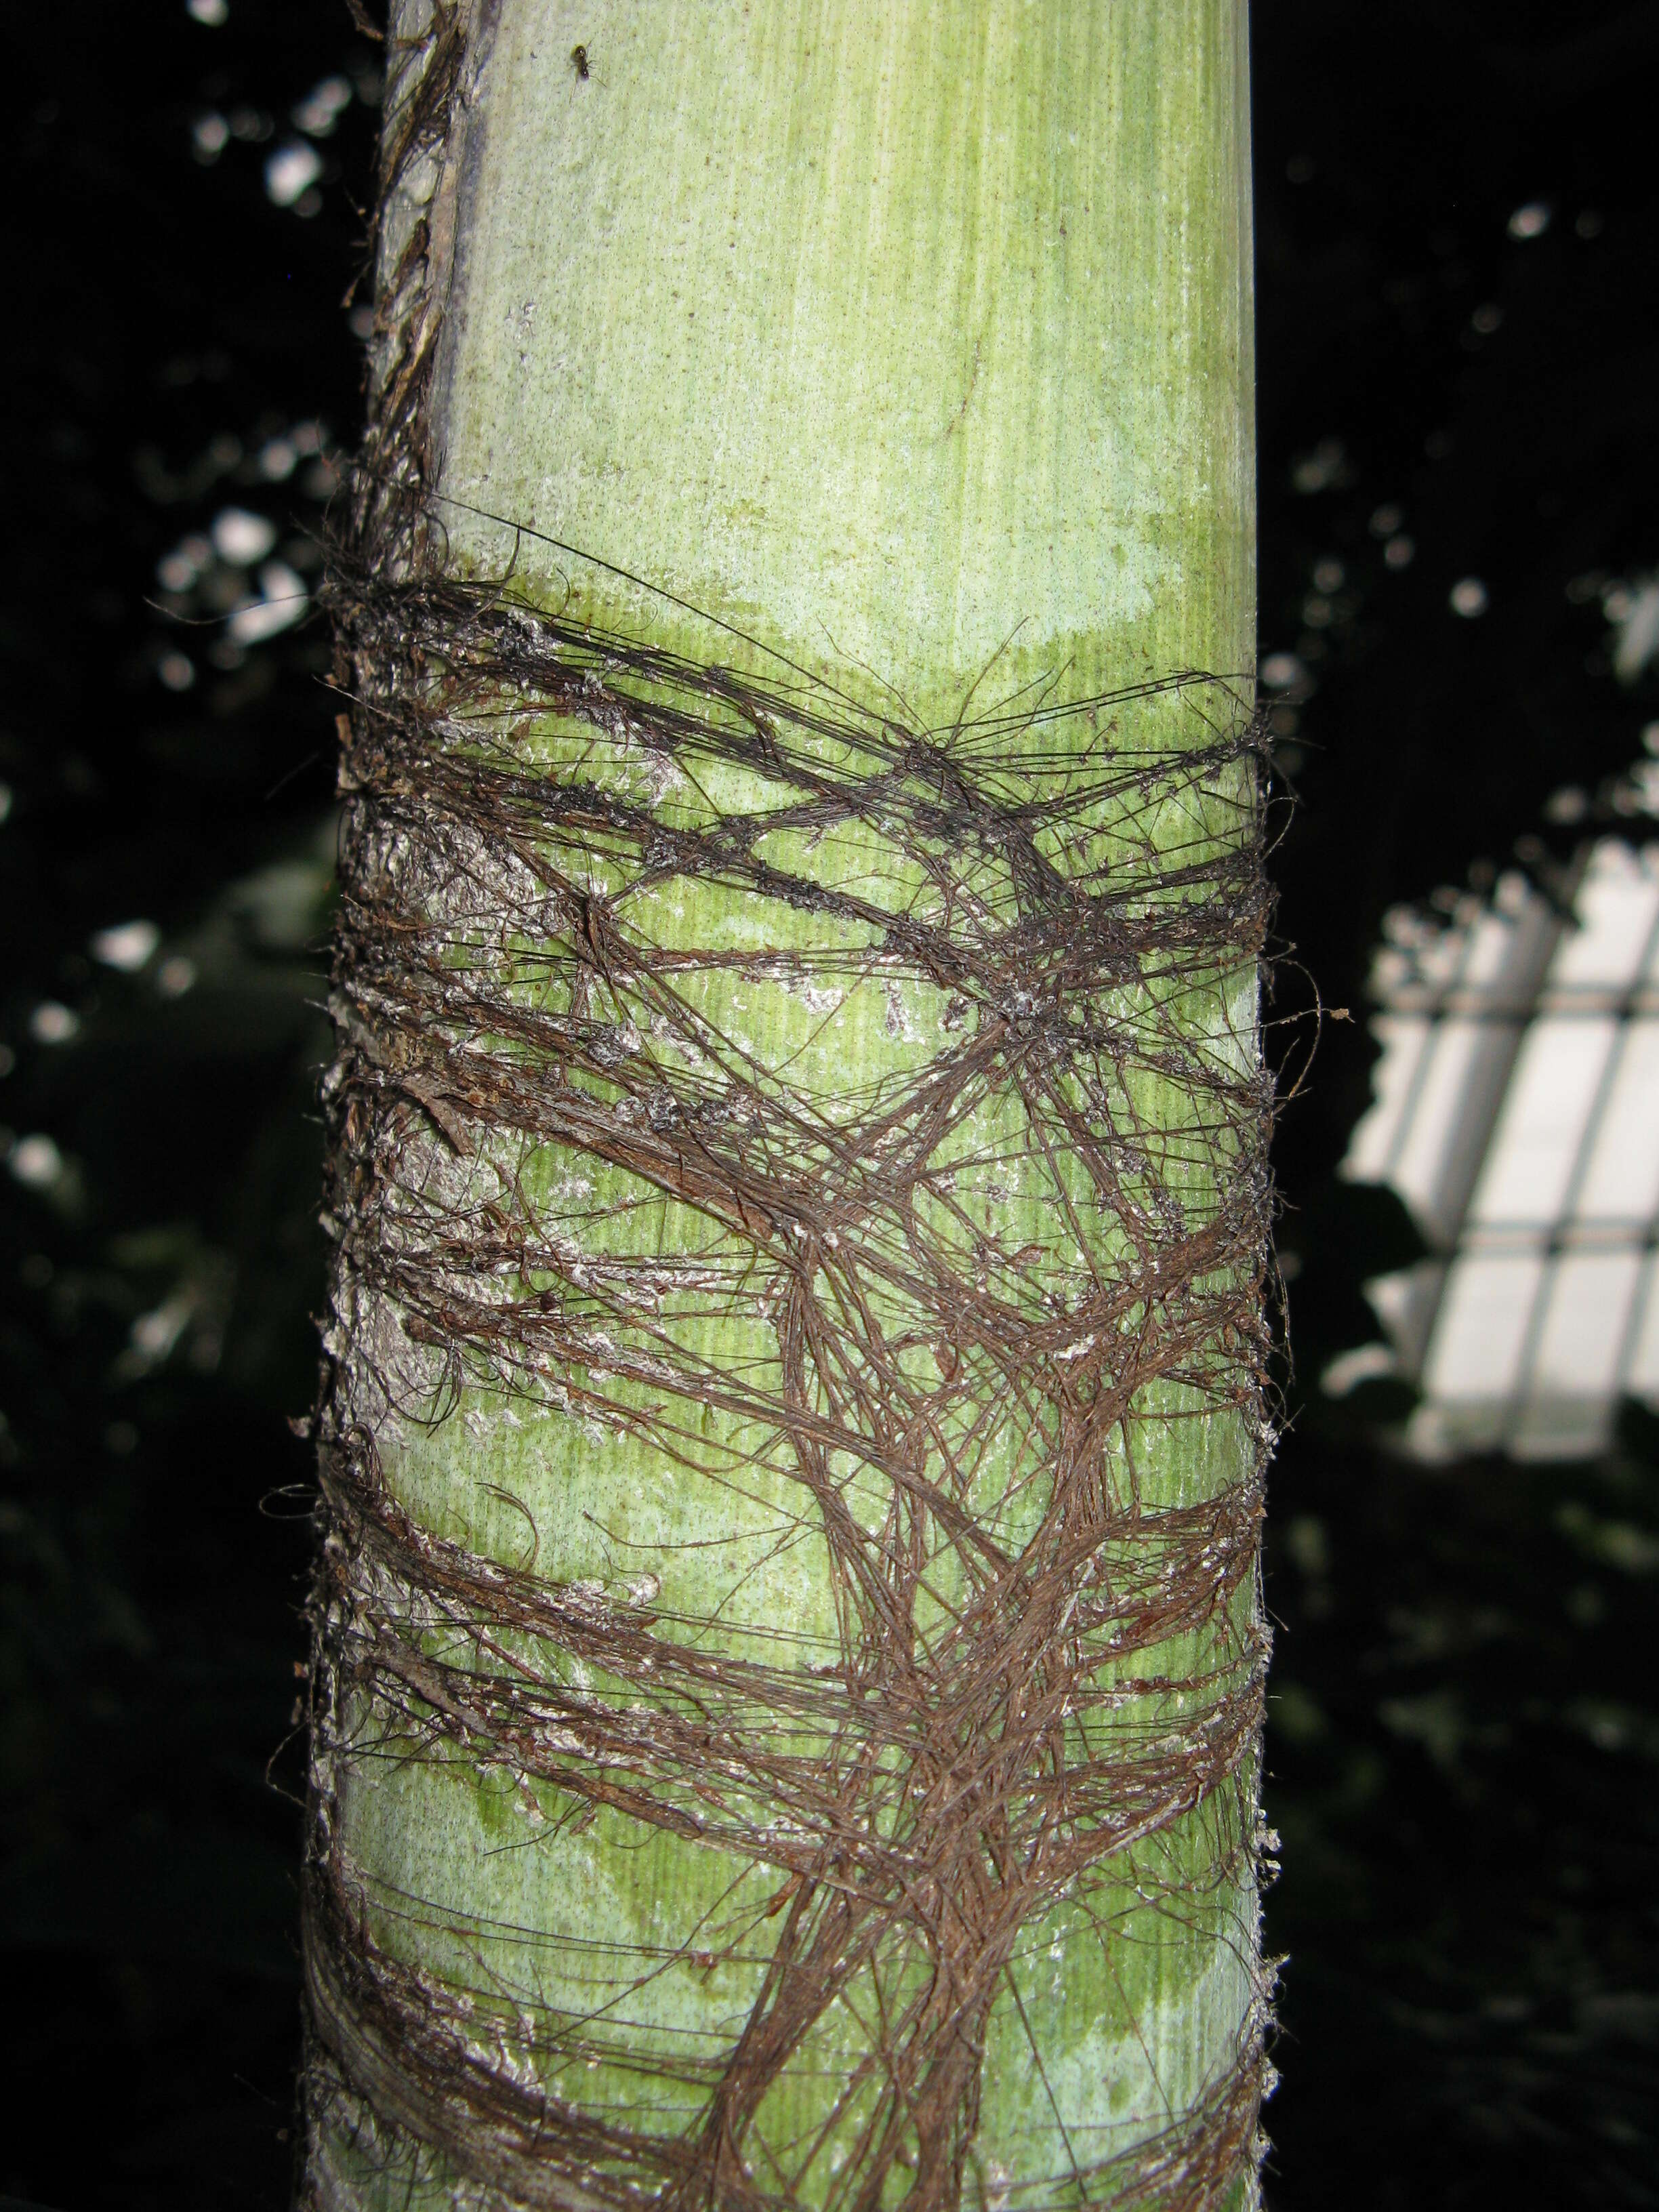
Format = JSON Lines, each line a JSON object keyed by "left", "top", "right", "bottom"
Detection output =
{"left": 2, "top": 1, "right": 1658, "bottom": 2208}
{"left": 1254, "top": 5, "right": 1659, "bottom": 2206}
{"left": 2, "top": 2, "right": 373, "bottom": 2203}
{"left": 1263, "top": 1407, "right": 1659, "bottom": 2211}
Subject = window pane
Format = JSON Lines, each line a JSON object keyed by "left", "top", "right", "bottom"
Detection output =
{"left": 1422, "top": 1254, "right": 1544, "bottom": 1403}
{"left": 1467, "top": 1019, "right": 1615, "bottom": 1226}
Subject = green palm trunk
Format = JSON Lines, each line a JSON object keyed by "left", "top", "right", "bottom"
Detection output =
{"left": 306, "top": 4, "right": 1267, "bottom": 2208}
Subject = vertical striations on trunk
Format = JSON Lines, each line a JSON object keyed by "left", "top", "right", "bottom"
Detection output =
{"left": 304, "top": 5, "right": 1274, "bottom": 2210}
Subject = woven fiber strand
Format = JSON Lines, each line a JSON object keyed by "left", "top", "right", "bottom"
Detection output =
{"left": 302, "top": 7, "right": 1277, "bottom": 2208}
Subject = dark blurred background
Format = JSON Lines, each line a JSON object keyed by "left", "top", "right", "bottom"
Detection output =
{"left": 3, "top": 4, "right": 1656, "bottom": 2207}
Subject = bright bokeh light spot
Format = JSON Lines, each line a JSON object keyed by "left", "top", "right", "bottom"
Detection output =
{"left": 1384, "top": 535, "right": 1415, "bottom": 571}
{"left": 1508, "top": 201, "right": 1551, "bottom": 240}
{"left": 1544, "top": 787, "right": 1589, "bottom": 826}
{"left": 156, "top": 956, "right": 198, "bottom": 999}
{"left": 91, "top": 920, "right": 161, "bottom": 972}
{"left": 211, "top": 508, "right": 276, "bottom": 565}
{"left": 1609, "top": 579, "right": 1659, "bottom": 684}
{"left": 265, "top": 140, "right": 323, "bottom": 208}
{"left": 1322, "top": 1343, "right": 1397, "bottom": 1399}
{"left": 192, "top": 112, "right": 229, "bottom": 161}
{"left": 1258, "top": 651, "right": 1306, "bottom": 693}
{"left": 293, "top": 76, "right": 352, "bottom": 137}
{"left": 1449, "top": 577, "right": 1489, "bottom": 618}
{"left": 1630, "top": 760, "right": 1659, "bottom": 817}
{"left": 186, "top": 0, "right": 228, "bottom": 22}
{"left": 228, "top": 561, "right": 308, "bottom": 644}
{"left": 258, "top": 437, "right": 297, "bottom": 480}
{"left": 1291, "top": 436, "right": 1345, "bottom": 494}
{"left": 131, "top": 1296, "right": 192, "bottom": 1365}
{"left": 29, "top": 1003, "right": 80, "bottom": 1046}
{"left": 158, "top": 651, "right": 196, "bottom": 693}
{"left": 157, "top": 534, "right": 211, "bottom": 592}
{"left": 9, "top": 1135, "right": 65, "bottom": 1191}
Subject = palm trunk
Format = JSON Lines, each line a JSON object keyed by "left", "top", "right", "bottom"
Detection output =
{"left": 305, "top": 5, "right": 1269, "bottom": 2209}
